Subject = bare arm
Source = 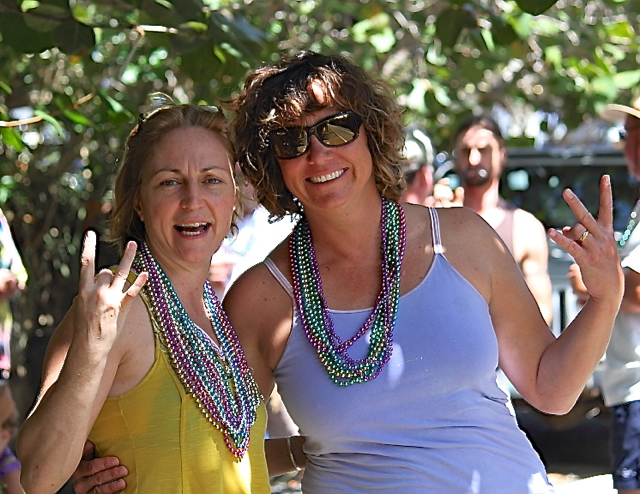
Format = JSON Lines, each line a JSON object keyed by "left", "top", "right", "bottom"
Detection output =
{"left": 16, "top": 233, "right": 146, "bottom": 494}
{"left": 494, "top": 176, "right": 623, "bottom": 414}
{"left": 264, "top": 436, "right": 306, "bottom": 477}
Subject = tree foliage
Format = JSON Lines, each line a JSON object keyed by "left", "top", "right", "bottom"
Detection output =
{"left": 0, "top": 0, "right": 638, "bottom": 410}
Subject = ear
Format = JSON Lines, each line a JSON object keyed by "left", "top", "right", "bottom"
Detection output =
{"left": 134, "top": 197, "right": 144, "bottom": 223}
{"left": 499, "top": 145, "right": 507, "bottom": 167}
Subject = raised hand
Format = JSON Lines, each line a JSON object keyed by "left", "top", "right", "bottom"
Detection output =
{"left": 75, "top": 230, "right": 147, "bottom": 351}
{"left": 548, "top": 175, "right": 623, "bottom": 305}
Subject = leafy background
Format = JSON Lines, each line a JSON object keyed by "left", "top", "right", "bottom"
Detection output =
{"left": 0, "top": 0, "right": 638, "bottom": 416}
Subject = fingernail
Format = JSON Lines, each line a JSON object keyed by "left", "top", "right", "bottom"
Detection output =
{"left": 605, "top": 174, "right": 611, "bottom": 185}
{"left": 564, "top": 189, "right": 574, "bottom": 198}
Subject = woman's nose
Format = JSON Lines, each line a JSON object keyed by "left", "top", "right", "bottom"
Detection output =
{"left": 181, "top": 182, "right": 204, "bottom": 208}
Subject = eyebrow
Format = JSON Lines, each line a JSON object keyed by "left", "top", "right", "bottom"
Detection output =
{"left": 150, "top": 165, "right": 229, "bottom": 175}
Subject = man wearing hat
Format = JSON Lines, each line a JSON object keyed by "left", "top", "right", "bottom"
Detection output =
{"left": 571, "top": 94, "right": 640, "bottom": 494}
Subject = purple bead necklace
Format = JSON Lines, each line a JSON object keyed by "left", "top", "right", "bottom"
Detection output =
{"left": 135, "top": 242, "right": 261, "bottom": 459}
{"left": 289, "top": 198, "right": 407, "bottom": 386}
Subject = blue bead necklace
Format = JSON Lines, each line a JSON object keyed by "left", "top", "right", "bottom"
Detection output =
{"left": 289, "top": 198, "right": 406, "bottom": 386}
{"left": 134, "top": 242, "right": 262, "bottom": 459}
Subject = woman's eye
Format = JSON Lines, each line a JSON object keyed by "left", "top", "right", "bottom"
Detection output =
{"left": 205, "top": 177, "right": 221, "bottom": 184}
{"left": 160, "top": 179, "right": 179, "bottom": 186}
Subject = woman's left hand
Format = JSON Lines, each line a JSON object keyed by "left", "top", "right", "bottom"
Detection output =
{"left": 548, "top": 175, "right": 623, "bottom": 305}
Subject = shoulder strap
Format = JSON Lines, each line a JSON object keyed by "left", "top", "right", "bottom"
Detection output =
{"left": 428, "top": 207, "right": 444, "bottom": 254}
{"left": 263, "top": 257, "right": 294, "bottom": 300}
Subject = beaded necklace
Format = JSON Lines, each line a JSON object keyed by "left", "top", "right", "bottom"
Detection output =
{"left": 289, "top": 198, "right": 407, "bottom": 386}
{"left": 134, "top": 242, "right": 262, "bottom": 459}
{"left": 619, "top": 197, "right": 640, "bottom": 250}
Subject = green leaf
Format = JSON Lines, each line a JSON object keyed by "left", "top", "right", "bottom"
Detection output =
{"left": 492, "top": 17, "right": 519, "bottom": 45}
{"left": 369, "top": 27, "right": 396, "bottom": 53}
{"left": 34, "top": 110, "right": 65, "bottom": 138}
{"left": 180, "top": 46, "right": 224, "bottom": 81}
{"left": 0, "top": 128, "right": 24, "bottom": 152}
{"left": 435, "top": 7, "right": 473, "bottom": 49}
{"left": 613, "top": 70, "right": 640, "bottom": 90}
{"left": 480, "top": 29, "right": 495, "bottom": 52}
{"left": 24, "top": 4, "right": 68, "bottom": 32}
{"left": 590, "top": 76, "right": 618, "bottom": 99}
{"left": 515, "top": 0, "right": 558, "bottom": 16}
{"left": 406, "top": 79, "right": 428, "bottom": 114}
{"left": 544, "top": 45, "right": 563, "bottom": 71}
{"left": 62, "top": 109, "right": 93, "bottom": 127}
{"left": 0, "top": 13, "right": 56, "bottom": 53}
{"left": 52, "top": 20, "right": 95, "bottom": 55}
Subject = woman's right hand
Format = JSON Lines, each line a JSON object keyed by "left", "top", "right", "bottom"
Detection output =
{"left": 73, "top": 441, "right": 128, "bottom": 494}
{"left": 75, "top": 231, "right": 147, "bottom": 353}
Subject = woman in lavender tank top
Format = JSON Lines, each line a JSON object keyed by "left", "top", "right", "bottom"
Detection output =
{"left": 225, "top": 51, "right": 622, "bottom": 494}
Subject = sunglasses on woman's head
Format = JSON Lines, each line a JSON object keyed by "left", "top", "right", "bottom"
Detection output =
{"left": 269, "top": 111, "right": 363, "bottom": 160}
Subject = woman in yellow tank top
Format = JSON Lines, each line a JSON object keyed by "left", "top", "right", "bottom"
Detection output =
{"left": 15, "top": 101, "right": 277, "bottom": 494}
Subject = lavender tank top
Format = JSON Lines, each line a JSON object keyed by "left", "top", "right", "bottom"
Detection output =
{"left": 267, "top": 207, "right": 554, "bottom": 494}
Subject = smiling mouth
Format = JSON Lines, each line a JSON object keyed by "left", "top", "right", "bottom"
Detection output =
{"left": 308, "top": 169, "right": 346, "bottom": 184}
{"left": 175, "top": 223, "right": 211, "bottom": 236}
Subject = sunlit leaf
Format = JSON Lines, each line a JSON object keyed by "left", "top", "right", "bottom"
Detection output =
{"left": 369, "top": 28, "right": 396, "bottom": 53}
{"left": 480, "top": 29, "right": 495, "bottom": 52}
{"left": 34, "top": 110, "right": 65, "bottom": 138}
{"left": 406, "top": 79, "right": 428, "bottom": 114}
{"left": 0, "top": 128, "right": 24, "bottom": 152}
{"left": 591, "top": 76, "right": 618, "bottom": 99}
{"left": 613, "top": 70, "right": 640, "bottom": 90}
{"left": 62, "top": 109, "right": 93, "bottom": 127}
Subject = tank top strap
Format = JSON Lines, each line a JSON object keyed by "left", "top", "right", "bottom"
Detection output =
{"left": 428, "top": 207, "right": 444, "bottom": 254}
{"left": 263, "top": 257, "right": 294, "bottom": 300}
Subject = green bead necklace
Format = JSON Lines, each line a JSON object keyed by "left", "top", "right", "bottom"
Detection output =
{"left": 289, "top": 198, "right": 406, "bottom": 386}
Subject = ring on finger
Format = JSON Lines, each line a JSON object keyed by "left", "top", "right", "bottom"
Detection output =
{"left": 577, "top": 230, "right": 590, "bottom": 244}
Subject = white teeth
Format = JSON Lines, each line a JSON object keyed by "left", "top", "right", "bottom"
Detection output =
{"left": 179, "top": 222, "right": 207, "bottom": 228}
{"left": 309, "top": 169, "right": 345, "bottom": 184}
{"left": 176, "top": 223, "right": 209, "bottom": 236}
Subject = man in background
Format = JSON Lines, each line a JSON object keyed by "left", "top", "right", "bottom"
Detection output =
{"left": 453, "top": 115, "right": 553, "bottom": 325}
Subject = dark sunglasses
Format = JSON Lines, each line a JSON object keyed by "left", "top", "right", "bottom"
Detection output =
{"left": 269, "top": 111, "right": 363, "bottom": 160}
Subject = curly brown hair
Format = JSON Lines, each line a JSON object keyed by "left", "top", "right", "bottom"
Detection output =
{"left": 108, "top": 103, "right": 240, "bottom": 253}
{"left": 229, "top": 51, "right": 406, "bottom": 219}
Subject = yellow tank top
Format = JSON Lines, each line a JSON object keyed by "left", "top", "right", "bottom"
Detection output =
{"left": 88, "top": 307, "right": 269, "bottom": 493}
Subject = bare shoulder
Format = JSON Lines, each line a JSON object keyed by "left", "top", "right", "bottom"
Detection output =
{"left": 436, "top": 206, "right": 501, "bottom": 241}
{"left": 513, "top": 207, "right": 546, "bottom": 233}
{"left": 435, "top": 206, "right": 514, "bottom": 301}
{"left": 224, "top": 243, "right": 294, "bottom": 377}
{"left": 225, "top": 245, "right": 292, "bottom": 317}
